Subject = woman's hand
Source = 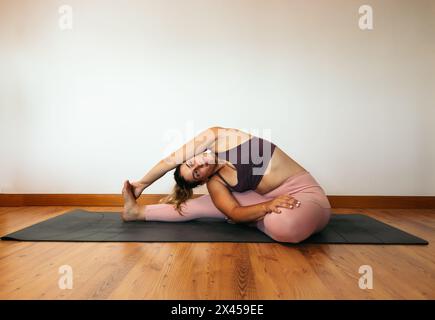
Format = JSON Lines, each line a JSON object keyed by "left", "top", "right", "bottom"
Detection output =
{"left": 129, "top": 181, "right": 147, "bottom": 200}
{"left": 264, "top": 195, "right": 301, "bottom": 214}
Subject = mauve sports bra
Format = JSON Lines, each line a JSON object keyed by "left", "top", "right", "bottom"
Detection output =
{"left": 211, "top": 135, "right": 276, "bottom": 192}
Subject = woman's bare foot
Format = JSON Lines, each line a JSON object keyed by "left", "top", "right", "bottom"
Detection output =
{"left": 121, "top": 180, "right": 143, "bottom": 222}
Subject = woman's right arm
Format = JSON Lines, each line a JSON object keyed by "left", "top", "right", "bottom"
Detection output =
{"left": 207, "top": 180, "right": 299, "bottom": 223}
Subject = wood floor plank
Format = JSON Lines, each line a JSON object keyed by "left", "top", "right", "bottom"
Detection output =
{"left": 0, "top": 206, "right": 433, "bottom": 299}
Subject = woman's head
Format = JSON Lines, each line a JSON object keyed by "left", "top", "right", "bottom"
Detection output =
{"left": 158, "top": 151, "right": 220, "bottom": 214}
{"left": 178, "top": 151, "right": 218, "bottom": 184}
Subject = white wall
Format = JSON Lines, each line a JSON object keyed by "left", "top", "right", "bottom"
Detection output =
{"left": 0, "top": 0, "right": 434, "bottom": 196}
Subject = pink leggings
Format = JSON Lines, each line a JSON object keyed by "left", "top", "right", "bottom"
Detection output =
{"left": 143, "top": 171, "right": 332, "bottom": 243}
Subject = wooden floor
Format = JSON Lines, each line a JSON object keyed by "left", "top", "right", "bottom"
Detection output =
{"left": 0, "top": 206, "right": 434, "bottom": 299}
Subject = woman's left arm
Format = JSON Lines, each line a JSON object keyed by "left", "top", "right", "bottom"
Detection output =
{"left": 135, "top": 126, "right": 222, "bottom": 187}
{"left": 162, "top": 126, "right": 222, "bottom": 169}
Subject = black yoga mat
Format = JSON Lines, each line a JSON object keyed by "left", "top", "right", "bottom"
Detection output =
{"left": 0, "top": 209, "right": 428, "bottom": 244}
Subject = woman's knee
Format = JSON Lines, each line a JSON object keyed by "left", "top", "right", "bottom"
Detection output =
{"left": 268, "top": 220, "right": 308, "bottom": 243}
{"left": 269, "top": 229, "right": 306, "bottom": 243}
{"left": 261, "top": 204, "right": 325, "bottom": 243}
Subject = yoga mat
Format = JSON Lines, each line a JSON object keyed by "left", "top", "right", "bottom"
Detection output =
{"left": 0, "top": 209, "right": 428, "bottom": 244}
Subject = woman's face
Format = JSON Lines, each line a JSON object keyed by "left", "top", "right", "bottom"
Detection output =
{"left": 180, "top": 152, "right": 218, "bottom": 184}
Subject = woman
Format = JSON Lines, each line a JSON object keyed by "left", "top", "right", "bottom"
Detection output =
{"left": 121, "top": 127, "right": 331, "bottom": 243}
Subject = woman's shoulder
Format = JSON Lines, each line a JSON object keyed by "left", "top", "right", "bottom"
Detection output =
{"left": 211, "top": 128, "right": 253, "bottom": 153}
{"left": 207, "top": 169, "right": 231, "bottom": 188}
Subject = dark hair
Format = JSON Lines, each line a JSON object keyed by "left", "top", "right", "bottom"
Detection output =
{"left": 158, "top": 163, "right": 202, "bottom": 215}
